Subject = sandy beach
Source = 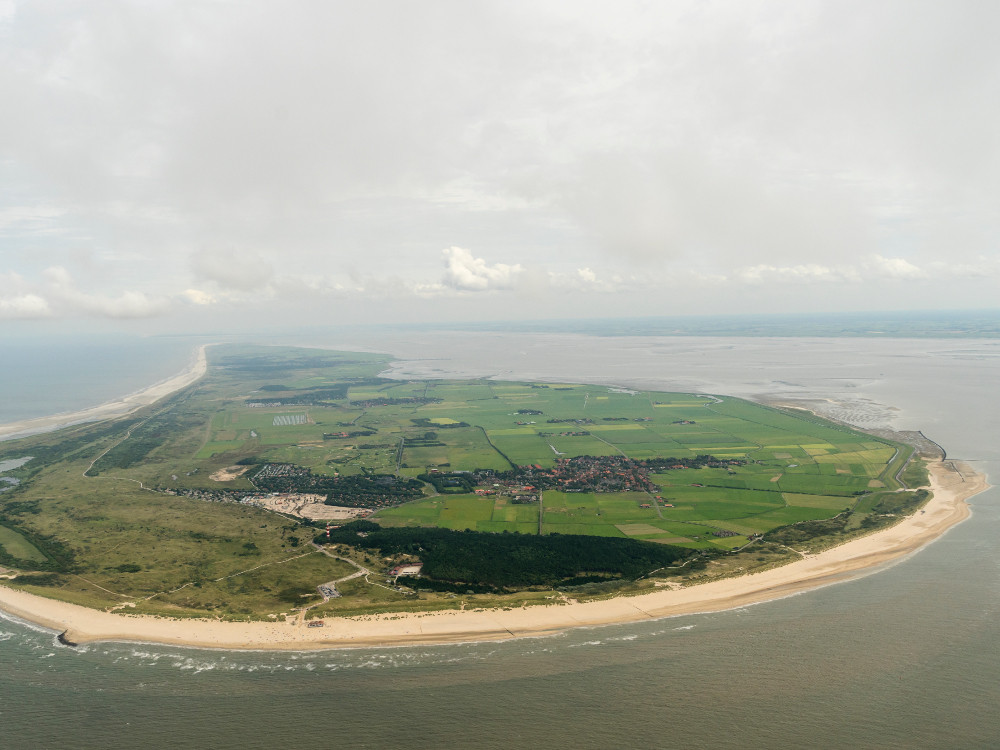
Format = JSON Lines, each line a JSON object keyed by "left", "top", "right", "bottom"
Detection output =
{"left": 0, "top": 344, "right": 209, "bottom": 443}
{"left": 0, "top": 459, "right": 986, "bottom": 650}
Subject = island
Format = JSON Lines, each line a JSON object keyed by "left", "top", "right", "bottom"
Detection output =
{"left": 0, "top": 344, "right": 988, "bottom": 649}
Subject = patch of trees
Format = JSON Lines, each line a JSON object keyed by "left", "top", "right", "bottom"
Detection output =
{"left": 317, "top": 521, "right": 695, "bottom": 589}
{"left": 86, "top": 409, "right": 202, "bottom": 475}
{"left": 321, "top": 475, "right": 424, "bottom": 508}
{"left": 410, "top": 417, "right": 469, "bottom": 429}
{"left": 323, "top": 430, "right": 376, "bottom": 439}
{"left": 250, "top": 465, "right": 423, "bottom": 508}
{"left": 763, "top": 514, "right": 850, "bottom": 545}
{"left": 348, "top": 397, "right": 443, "bottom": 409}
{"left": 859, "top": 489, "right": 930, "bottom": 529}
{"left": 246, "top": 385, "right": 349, "bottom": 405}
{"left": 10, "top": 573, "right": 64, "bottom": 587}
{"left": 404, "top": 578, "right": 497, "bottom": 595}
{"left": 278, "top": 585, "right": 318, "bottom": 603}
{"left": 0, "top": 417, "right": 143, "bottom": 479}
{"left": 764, "top": 489, "right": 930, "bottom": 545}
{"left": 109, "top": 563, "right": 142, "bottom": 573}
{"left": 642, "top": 455, "right": 745, "bottom": 470}
{"left": 0, "top": 520, "right": 76, "bottom": 573}
{"left": 515, "top": 409, "right": 543, "bottom": 415}
{"left": 405, "top": 432, "right": 446, "bottom": 447}
{"left": 418, "top": 472, "right": 477, "bottom": 494}
{"left": 0, "top": 499, "right": 41, "bottom": 515}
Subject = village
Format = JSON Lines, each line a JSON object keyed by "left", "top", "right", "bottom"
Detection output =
{"left": 471, "top": 454, "right": 744, "bottom": 495}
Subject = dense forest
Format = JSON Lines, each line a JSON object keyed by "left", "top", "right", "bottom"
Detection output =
{"left": 319, "top": 521, "right": 697, "bottom": 588}
{"left": 251, "top": 465, "right": 424, "bottom": 508}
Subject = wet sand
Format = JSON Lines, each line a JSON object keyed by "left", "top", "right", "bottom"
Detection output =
{"left": 0, "top": 459, "right": 985, "bottom": 650}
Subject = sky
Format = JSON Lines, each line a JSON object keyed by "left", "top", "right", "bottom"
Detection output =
{"left": 1, "top": 0, "right": 999, "bottom": 333}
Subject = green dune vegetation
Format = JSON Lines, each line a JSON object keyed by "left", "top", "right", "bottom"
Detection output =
{"left": 0, "top": 344, "right": 933, "bottom": 620}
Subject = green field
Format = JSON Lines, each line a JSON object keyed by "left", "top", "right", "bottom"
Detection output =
{"left": 0, "top": 524, "right": 47, "bottom": 562}
{"left": 0, "top": 344, "right": 929, "bottom": 617}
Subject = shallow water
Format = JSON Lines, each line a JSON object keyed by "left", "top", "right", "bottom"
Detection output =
{"left": 1, "top": 332, "right": 998, "bottom": 749}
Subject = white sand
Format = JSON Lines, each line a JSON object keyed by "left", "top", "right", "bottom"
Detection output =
{"left": 0, "top": 459, "right": 985, "bottom": 651}
{"left": 0, "top": 345, "right": 208, "bottom": 442}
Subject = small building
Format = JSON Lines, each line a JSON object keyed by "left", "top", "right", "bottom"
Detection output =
{"left": 389, "top": 563, "right": 423, "bottom": 577}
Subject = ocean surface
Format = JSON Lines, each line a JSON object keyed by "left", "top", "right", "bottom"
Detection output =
{"left": 0, "top": 334, "right": 199, "bottom": 425}
{"left": 2, "top": 332, "right": 999, "bottom": 749}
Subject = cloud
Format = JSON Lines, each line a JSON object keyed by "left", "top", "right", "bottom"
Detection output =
{"left": 191, "top": 249, "right": 274, "bottom": 292}
{"left": 0, "top": 205, "right": 66, "bottom": 236}
{"left": 1, "top": 1, "right": 998, "bottom": 326}
{"left": 183, "top": 288, "right": 215, "bottom": 305}
{"left": 0, "top": 293, "right": 51, "bottom": 319}
{"left": 866, "top": 255, "right": 927, "bottom": 280}
{"left": 80, "top": 290, "right": 168, "bottom": 318}
{"left": 42, "top": 266, "right": 169, "bottom": 318}
{"left": 441, "top": 247, "right": 523, "bottom": 292}
{"left": 738, "top": 263, "right": 860, "bottom": 284}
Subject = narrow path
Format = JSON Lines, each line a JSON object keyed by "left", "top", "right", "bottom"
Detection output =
{"left": 213, "top": 549, "right": 319, "bottom": 582}
{"left": 73, "top": 575, "right": 132, "bottom": 599}
{"left": 82, "top": 416, "right": 152, "bottom": 477}
{"left": 395, "top": 437, "right": 405, "bottom": 475}
{"left": 293, "top": 543, "right": 399, "bottom": 624}
{"left": 478, "top": 425, "right": 516, "bottom": 469}
{"left": 313, "top": 543, "right": 395, "bottom": 591}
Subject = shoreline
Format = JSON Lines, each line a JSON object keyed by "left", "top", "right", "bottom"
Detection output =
{"left": 0, "top": 344, "right": 209, "bottom": 443}
{"left": 0, "top": 459, "right": 987, "bottom": 651}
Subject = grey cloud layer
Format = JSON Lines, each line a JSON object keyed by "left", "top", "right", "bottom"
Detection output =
{"left": 1, "top": 0, "right": 998, "bottom": 325}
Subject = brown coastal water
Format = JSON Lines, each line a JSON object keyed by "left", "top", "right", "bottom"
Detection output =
{"left": 1, "top": 333, "right": 998, "bottom": 749}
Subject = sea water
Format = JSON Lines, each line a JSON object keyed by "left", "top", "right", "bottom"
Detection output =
{"left": 1, "top": 332, "right": 998, "bottom": 750}
{"left": 0, "top": 333, "right": 199, "bottom": 425}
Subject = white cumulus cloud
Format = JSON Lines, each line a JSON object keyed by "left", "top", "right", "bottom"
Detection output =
{"left": 0, "top": 293, "right": 51, "bottom": 319}
{"left": 867, "top": 255, "right": 927, "bottom": 279}
{"left": 441, "top": 247, "right": 523, "bottom": 292}
{"left": 738, "top": 264, "right": 858, "bottom": 284}
{"left": 183, "top": 288, "right": 216, "bottom": 305}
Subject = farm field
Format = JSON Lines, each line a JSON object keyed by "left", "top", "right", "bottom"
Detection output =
{"left": 368, "top": 386, "right": 910, "bottom": 552}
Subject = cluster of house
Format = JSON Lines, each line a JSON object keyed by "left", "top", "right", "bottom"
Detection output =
{"left": 520, "top": 456, "right": 659, "bottom": 493}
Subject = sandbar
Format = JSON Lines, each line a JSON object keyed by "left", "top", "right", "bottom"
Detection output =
{"left": 0, "top": 344, "right": 208, "bottom": 443}
{"left": 0, "top": 459, "right": 986, "bottom": 650}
